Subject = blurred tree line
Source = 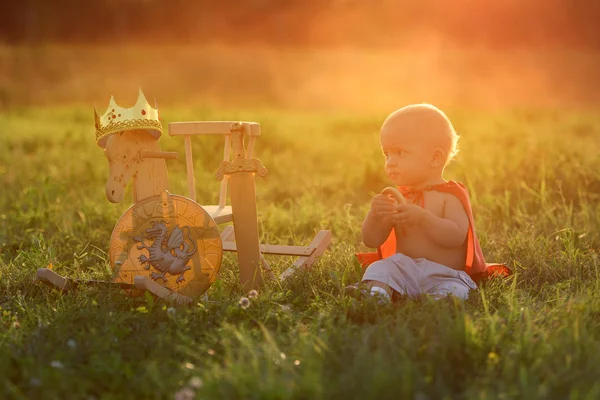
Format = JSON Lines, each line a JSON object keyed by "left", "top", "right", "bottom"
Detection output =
{"left": 1, "top": 0, "right": 599, "bottom": 48}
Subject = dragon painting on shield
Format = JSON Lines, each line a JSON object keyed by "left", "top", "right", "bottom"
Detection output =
{"left": 133, "top": 221, "right": 197, "bottom": 283}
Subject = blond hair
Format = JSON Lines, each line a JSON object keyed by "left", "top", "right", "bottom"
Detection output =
{"left": 382, "top": 104, "right": 460, "bottom": 165}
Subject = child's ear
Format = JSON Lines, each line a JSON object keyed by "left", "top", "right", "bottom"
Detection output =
{"left": 430, "top": 148, "right": 445, "bottom": 167}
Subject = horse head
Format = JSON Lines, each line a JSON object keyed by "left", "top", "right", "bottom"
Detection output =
{"left": 103, "top": 130, "right": 163, "bottom": 203}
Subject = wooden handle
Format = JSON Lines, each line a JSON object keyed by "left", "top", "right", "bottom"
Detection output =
{"left": 168, "top": 121, "right": 261, "bottom": 137}
{"left": 382, "top": 187, "right": 406, "bottom": 204}
{"left": 140, "top": 150, "right": 178, "bottom": 160}
{"left": 37, "top": 268, "right": 73, "bottom": 291}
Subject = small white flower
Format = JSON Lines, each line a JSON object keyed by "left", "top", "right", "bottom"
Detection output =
{"left": 248, "top": 290, "right": 258, "bottom": 299}
{"left": 174, "top": 387, "right": 195, "bottom": 400}
{"left": 280, "top": 352, "right": 286, "bottom": 360}
{"left": 50, "top": 360, "right": 64, "bottom": 369}
{"left": 67, "top": 339, "right": 77, "bottom": 349}
{"left": 238, "top": 297, "right": 250, "bottom": 309}
{"left": 167, "top": 307, "right": 176, "bottom": 316}
{"left": 184, "top": 362, "right": 194, "bottom": 370}
{"left": 189, "top": 376, "right": 203, "bottom": 389}
{"left": 279, "top": 304, "right": 291, "bottom": 313}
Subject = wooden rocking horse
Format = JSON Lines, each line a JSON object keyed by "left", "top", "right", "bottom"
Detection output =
{"left": 37, "top": 90, "right": 331, "bottom": 304}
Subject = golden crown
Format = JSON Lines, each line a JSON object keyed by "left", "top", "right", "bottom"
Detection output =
{"left": 94, "top": 89, "right": 162, "bottom": 148}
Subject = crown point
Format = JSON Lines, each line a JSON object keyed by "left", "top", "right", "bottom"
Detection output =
{"left": 136, "top": 88, "right": 148, "bottom": 106}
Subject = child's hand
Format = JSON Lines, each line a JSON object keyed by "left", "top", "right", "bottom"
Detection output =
{"left": 370, "top": 193, "right": 396, "bottom": 223}
{"left": 393, "top": 204, "right": 429, "bottom": 227}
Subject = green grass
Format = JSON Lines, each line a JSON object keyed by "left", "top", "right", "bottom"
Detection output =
{"left": 1, "top": 104, "right": 599, "bottom": 399}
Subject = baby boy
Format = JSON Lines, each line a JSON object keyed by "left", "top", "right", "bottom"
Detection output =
{"left": 357, "top": 104, "right": 483, "bottom": 301}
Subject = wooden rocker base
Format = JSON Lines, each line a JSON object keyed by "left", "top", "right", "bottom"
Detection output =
{"left": 220, "top": 227, "right": 331, "bottom": 281}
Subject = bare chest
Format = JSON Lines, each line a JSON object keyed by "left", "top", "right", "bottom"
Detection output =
{"left": 394, "top": 191, "right": 466, "bottom": 270}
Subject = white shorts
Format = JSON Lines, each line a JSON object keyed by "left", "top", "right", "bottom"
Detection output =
{"left": 362, "top": 253, "right": 477, "bottom": 300}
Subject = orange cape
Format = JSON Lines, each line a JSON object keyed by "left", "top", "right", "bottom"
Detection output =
{"left": 355, "top": 181, "right": 511, "bottom": 283}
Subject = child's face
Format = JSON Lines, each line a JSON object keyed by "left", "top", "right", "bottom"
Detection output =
{"left": 380, "top": 126, "right": 435, "bottom": 187}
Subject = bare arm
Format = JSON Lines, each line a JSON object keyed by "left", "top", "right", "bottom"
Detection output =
{"left": 362, "top": 209, "right": 394, "bottom": 248}
{"left": 361, "top": 194, "right": 395, "bottom": 248}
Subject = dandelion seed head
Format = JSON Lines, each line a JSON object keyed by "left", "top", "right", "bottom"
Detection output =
{"left": 248, "top": 290, "right": 258, "bottom": 299}
{"left": 239, "top": 297, "right": 250, "bottom": 309}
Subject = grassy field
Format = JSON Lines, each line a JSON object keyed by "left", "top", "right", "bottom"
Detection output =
{"left": 1, "top": 46, "right": 600, "bottom": 399}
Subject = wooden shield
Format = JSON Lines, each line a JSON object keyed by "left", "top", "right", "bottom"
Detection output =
{"left": 109, "top": 191, "right": 222, "bottom": 297}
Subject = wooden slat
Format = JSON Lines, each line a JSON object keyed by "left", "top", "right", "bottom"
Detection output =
{"left": 218, "top": 135, "right": 231, "bottom": 209}
{"left": 202, "top": 205, "right": 233, "bottom": 224}
{"left": 184, "top": 135, "right": 196, "bottom": 201}
{"left": 220, "top": 225, "right": 236, "bottom": 242}
{"left": 280, "top": 230, "right": 332, "bottom": 280}
{"left": 220, "top": 226, "right": 276, "bottom": 280}
{"left": 221, "top": 241, "right": 315, "bottom": 256}
{"left": 169, "top": 121, "right": 261, "bottom": 136}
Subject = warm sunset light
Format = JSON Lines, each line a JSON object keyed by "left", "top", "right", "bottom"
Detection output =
{"left": 1, "top": 0, "right": 599, "bottom": 110}
{"left": 1, "top": 1, "right": 598, "bottom": 399}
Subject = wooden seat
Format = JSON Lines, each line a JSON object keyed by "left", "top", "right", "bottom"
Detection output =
{"left": 201, "top": 205, "right": 233, "bottom": 224}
